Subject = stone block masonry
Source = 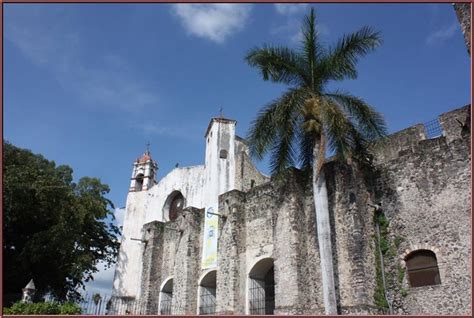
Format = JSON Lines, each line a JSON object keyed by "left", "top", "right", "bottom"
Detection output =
{"left": 123, "top": 105, "right": 471, "bottom": 315}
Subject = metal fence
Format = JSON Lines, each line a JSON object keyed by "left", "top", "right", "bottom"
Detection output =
{"left": 44, "top": 294, "right": 143, "bottom": 315}
{"left": 424, "top": 118, "right": 443, "bottom": 139}
{"left": 79, "top": 294, "right": 113, "bottom": 315}
{"left": 198, "top": 287, "right": 216, "bottom": 315}
{"left": 159, "top": 292, "right": 172, "bottom": 315}
{"left": 248, "top": 278, "right": 275, "bottom": 315}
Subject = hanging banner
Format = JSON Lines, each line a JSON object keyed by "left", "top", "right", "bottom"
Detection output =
{"left": 201, "top": 204, "right": 219, "bottom": 269}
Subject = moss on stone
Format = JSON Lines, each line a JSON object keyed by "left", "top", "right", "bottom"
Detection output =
{"left": 397, "top": 265, "right": 406, "bottom": 284}
{"left": 373, "top": 211, "right": 390, "bottom": 312}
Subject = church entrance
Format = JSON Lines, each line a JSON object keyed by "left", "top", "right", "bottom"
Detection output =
{"left": 248, "top": 258, "right": 275, "bottom": 315}
{"left": 198, "top": 270, "right": 217, "bottom": 315}
{"left": 159, "top": 278, "right": 173, "bottom": 315}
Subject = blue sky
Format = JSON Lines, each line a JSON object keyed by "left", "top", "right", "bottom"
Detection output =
{"left": 4, "top": 3, "right": 470, "bottom": 296}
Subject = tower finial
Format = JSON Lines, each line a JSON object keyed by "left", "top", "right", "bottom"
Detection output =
{"left": 219, "top": 106, "right": 223, "bottom": 118}
{"left": 146, "top": 141, "right": 150, "bottom": 154}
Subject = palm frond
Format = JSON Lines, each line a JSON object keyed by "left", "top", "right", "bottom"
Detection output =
{"left": 320, "top": 97, "right": 356, "bottom": 161}
{"left": 300, "top": 8, "right": 326, "bottom": 91}
{"left": 319, "top": 26, "right": 382, "bottom": 81}
{"left": 297, "top": 120, "right": 316, "bottom": 171}
{"left": 246, "top": 88, "right": 306, "bottom": 162}
{"left": 245, "top": 46, "right": 307, "bottom": 86}
{"left": 246, "top": 101, "right": 280, "bottom": 161}
{"left": 326, "top": 91, "right": 387, "bottom": 140}
{"left": 302, "top": 8, "right": 316, "bottom": 87}
{"left": 267, "top": 90, "right": 308, "bottom": 175}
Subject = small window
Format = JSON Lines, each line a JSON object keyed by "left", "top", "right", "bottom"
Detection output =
{"left": 250, "top": 180, "right": 255, "bottom": 188}
{"left": 219, "top": 149, "right": 228, "bottom": 159}
{"left": 405, "top": 250, "right": 441, "bottom": 287}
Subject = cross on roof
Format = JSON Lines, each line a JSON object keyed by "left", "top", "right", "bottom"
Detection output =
{"left": 219, "top": 106, "right": 224, "bottom": 118}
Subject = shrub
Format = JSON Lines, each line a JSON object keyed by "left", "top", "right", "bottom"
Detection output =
{"left": 59, "top": 302, "right": 82, "bottom": 315}
{"left": 3, "top": 301, "right": 81, "bottom": 315}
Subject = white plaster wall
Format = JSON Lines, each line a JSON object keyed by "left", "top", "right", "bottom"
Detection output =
{"left": 112, "top": 190, "right": 148, "bottom": 297}
{"left": 145, "top": 165, "right": 206, "bottom": 223}
{"left": 204, "top": 120, "right": 236, "bottom": 207}
{"left": 113, "top": 119, "right": 241, "bottom": 298}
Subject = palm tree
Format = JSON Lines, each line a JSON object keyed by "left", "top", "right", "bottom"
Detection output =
{"left": 245, "top": 8, "right": 387, "bottom": 315}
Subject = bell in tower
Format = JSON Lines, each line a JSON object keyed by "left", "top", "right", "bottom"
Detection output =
{"left": 129, "top": 145, "right": 158, "bottom": 192}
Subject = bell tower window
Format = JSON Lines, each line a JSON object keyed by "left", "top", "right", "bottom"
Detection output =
{"left": 135, "top": 174, "right": 144, "bottom": 192}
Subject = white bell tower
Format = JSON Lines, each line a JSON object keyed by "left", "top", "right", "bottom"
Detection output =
{"left": 129, "top": 146, "right": 158, "bottom": 192}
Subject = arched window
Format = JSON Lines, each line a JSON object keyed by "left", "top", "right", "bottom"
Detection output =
{"left": 159, "top": 278, "right": 173, "bottom": 315}
{"left": 198, "top": 270, "right": 217, "bottom": 315}
{"left": 248, "top": 258, "right": 275, "bottom": 315}
{"left": 135, "top": 174, "right": 144, "bottom": 191}
{"left": 163, "top": 191, "right": 185, "bottom": 221}
{"left": 405, "top": 250, "right": 441, "bottom": 287}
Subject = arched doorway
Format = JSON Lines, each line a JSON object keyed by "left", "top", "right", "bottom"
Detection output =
{"left": 198, "top": 270, "right": 217, "bottom": 315}
{"left": 248, "top": 258, "right": 275, "bottom": 315}
{"left": 159, "top": 278, "right": 173, "bottom": 315}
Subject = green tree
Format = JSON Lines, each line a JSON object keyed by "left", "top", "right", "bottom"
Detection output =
{"left": 245, "top": 8, "right": 386, "bottom": 314}
{"left": 3, "top": 141, "right": 120, "bottom": 303}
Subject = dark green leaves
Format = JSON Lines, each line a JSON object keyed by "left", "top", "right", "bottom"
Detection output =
{"left": 3, "top": 141, "right": 120, "bottom": 302}
{"left": 245, "top": 8, "right": 386, "bottom": 176}
{"left": 245, "top": 46, "right": 307, "bottom": 86}
{"left": 319, "top": 26, "right": 382, "bottom": 82}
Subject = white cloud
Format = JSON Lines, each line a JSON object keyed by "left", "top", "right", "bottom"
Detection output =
{"left": 274, "top": 4, "right": 309, "bottom": 15}
{"left": 426, "top": 21, "right": 459, "bottom": 45}
{"left": 5, "top": 13, "right": 158, "bottom": 113}
{"left": 172, "top": 4, "right": 252, "bottom": 44}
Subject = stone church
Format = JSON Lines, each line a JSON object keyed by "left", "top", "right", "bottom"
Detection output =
{"left": 110, "top": 104, "right": 471, "bottom": 315}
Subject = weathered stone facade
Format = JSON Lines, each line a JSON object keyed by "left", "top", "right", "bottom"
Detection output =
{"left": 112, "top": 105, "right": 471, "bottom": 315}
{"left": 454, "top": 3, "right": 471, "bottom": 55}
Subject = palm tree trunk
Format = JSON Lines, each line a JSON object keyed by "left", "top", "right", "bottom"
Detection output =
{"left": 313, "top": 141, "right": 338, "bottom": 314}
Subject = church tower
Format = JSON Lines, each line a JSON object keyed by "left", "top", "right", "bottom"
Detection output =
{"left": 129, "top": 148, "right": 158, "bottom": 192}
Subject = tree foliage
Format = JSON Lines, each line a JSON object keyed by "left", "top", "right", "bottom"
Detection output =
{"left": 3, "top": 141, "right": 120, "bottom": 302}
{"left": 245, "top": 8, "right": 387, "bottom": 177}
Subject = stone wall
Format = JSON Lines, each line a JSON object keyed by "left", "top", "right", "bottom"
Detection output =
{"left": 372, "top": 106, "right": 471, "bottom": 314}
{"left": 325, "top": 162, "right": 379, "bottom": 314}
{"left": 234, "top": 137, "right": 270, "bottom": 192}
{"left": 136, "top": 105, "right": 470, "bottom": 315}
{"left": 454, "top": 3, "right": 471, "bottom": 55}
{"left": 216, "top": 172, "right": 326, "bottom": 315}
{"left": 139, "top": 207, "right": 204, "bottom": 315}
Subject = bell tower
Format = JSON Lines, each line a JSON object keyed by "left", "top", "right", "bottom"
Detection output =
{"left": 129, "top": 147, "right": 158, "bottom": 192}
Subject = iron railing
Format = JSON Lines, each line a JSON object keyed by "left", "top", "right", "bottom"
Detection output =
{"left": 248, "top": 278, "right": 275, "bottom": 315}
{"left": 199, "top": 287, "right": 216, "bottom": 315}
{"left": 424, "top": 118, "right": 443, "bottom": 139}
{"left": 159, "top": 292, "right": 173, "bottom": 315}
